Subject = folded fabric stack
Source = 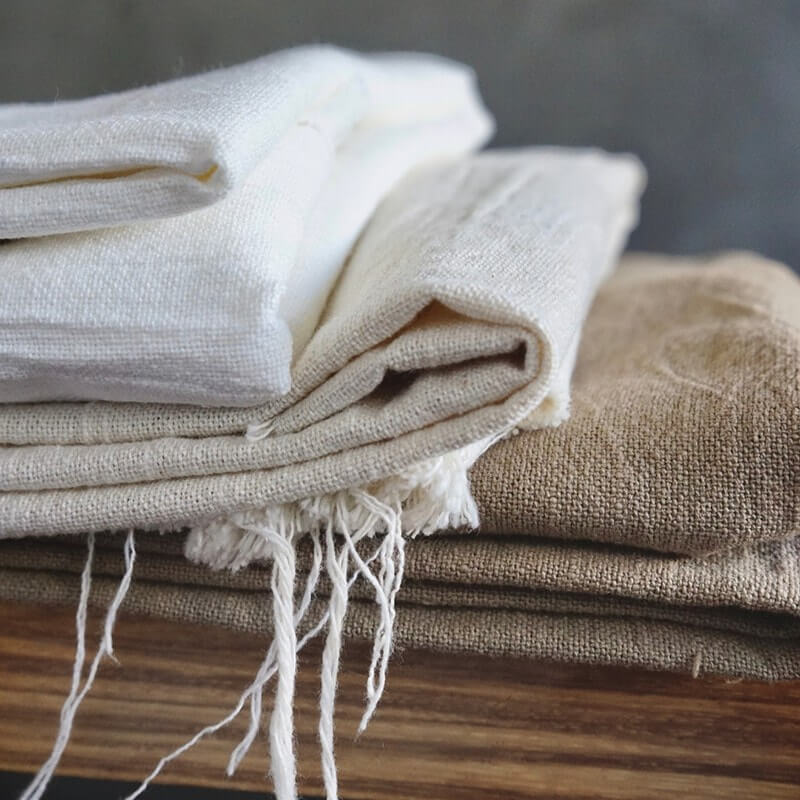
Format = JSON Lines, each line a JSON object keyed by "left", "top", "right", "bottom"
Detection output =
{"left": 4, "top": 250, "right": 798, "bottom": 684}
{"left": 1, "top": 44, "right": 797, "bottom": 800}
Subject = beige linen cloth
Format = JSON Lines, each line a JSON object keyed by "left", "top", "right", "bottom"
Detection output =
{"left": 2, "top": 148, "right": 645, "bottom": 800}
{"left": 0, "top": 148, "right": 644, "bottom": 557}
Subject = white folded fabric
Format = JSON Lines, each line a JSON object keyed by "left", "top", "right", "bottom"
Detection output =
{"left": 0, "top": 148, "right": 646, "bottom": 543}
{"left": 0, "top": 46, "right": 492, "bottom": 405}
{"left": 0, "top": 46, "right": 489, "bottom": 237}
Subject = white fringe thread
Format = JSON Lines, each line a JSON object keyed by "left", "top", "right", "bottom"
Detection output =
{"left": 29, "top": 436, "right": 497, "bottom": 800}
{"left": 179, "top": 487, "right": 422, "bottom": 800}
{"left": 20, "top": 530, "right": 136, "bottom": 800}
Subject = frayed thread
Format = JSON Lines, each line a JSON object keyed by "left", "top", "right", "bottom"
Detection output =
{"left": 175, "top": 441, "right": 494, "bottom": 800}
{"left": 263, "top": 519, "right": 298, "bottom": 799}
{"left": 124, "top": 532, "right": 384, "bottom": 800}
{"left": 185, "top": 437, "right": 496, "bottom": 572}
{"left": 21, "top": 530, "right": 136, "bottom": 800}
{"left": 36, "top": 441, "right": 492, "bottom": 800}
{"left": 226, "top": 528, "right": 324, "bottom": 777}
{"left": 126, "top": 516, "right": 394, "bottom": 800}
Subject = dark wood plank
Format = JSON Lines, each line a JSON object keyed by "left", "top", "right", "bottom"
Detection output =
{"left": 2, "top": 601, "right": 800, "bottom": 799}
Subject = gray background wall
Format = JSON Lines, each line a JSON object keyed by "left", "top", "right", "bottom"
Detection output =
{"left": 1, "top": 0, "right": 798, "bottom": 270}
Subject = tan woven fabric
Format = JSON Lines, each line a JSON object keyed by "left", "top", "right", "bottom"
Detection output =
{"left": 473, "top": 252, "right": 800, "bottom": 556}
{"left": 3, "top": 530, "right": 800, "bottom": 680}
{"left": 4, "top": 531, "right": 800, "bottom": 618}
{"left": 8, "top": 567, "right": 800, "bottom": 681}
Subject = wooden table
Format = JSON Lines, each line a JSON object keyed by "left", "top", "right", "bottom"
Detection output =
{"left": 2, "top": 600, "right": 800, "bottom": 799}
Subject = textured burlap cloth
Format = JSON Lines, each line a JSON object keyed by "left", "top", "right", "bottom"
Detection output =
{"left": 2, "top": 252, "right": 798, "bottom": 680}
{"left": 474, "top": 251, "right": 799, "bottom": 556}
{"left": 2, "top": 531, "right": 800, "bottom": 680}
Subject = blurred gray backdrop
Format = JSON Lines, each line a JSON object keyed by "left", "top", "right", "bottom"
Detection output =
{"left": 1, "top": 0, "right": 798, "bottom": 269}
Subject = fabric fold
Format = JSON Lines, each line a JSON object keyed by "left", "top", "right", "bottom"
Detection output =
{"left": 472, "top": 252, "right": 800, "bottom": 556}
{"left": 0, "top": 46, "right": 487, "bottom": 237}
{"left": 3, "top": 253, "right": 797, "bottom": 685}
{"left": 0, "top": 149, "right": 645, "bottom": 544}
{"left": 0, "top": 46, "right": 493, "bottom": 406}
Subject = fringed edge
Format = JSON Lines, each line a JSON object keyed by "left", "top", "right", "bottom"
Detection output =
{"left": 179, "top": 439, "right": 493, "bottom": 800}
{"left": 28, "top": 438, "right": 496, "bottom": 800}
{"left": 184, "top": 436, "right": 496, "bottom": 572}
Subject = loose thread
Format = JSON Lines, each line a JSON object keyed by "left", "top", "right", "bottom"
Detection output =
{"left": 126, "top": 535, "right": 386, "bottom": 799}
{"left": 227, "top": 528, "right": 323, "bottom": 776}
{"left": 125, "top": 645, "right": 281, "bottom": 800}
{"left": 342, "top": 491, "right": 403, "bottom": 734}
{"left": 103, "top": 530, "right": 136, "bottom": 662}
{"left": 319, "top": 519, "right": 350, "bottom": 800}
{"left": 21, "top": 530, "right": 136, "bottom": 800}
{"left": 19, "top": 534, "right": 95, "bottom": 800}
{"left": 176, "top": 439, "right": 488, "bottom": 791}
{"left": 267, "top": 520, "right": 298, "bottom": 800}
{"left": 360, "top": 524, "right": 404, "bottom": 734}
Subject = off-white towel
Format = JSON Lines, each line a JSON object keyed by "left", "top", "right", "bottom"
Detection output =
{"left": 0, "top": 46, "right": 488, "bottom": 237}
{"left": 0, "top": 148, "right": 646, "bottom": 547}
{"left": 0, "top": 46, "right": 492, "bottom": 405}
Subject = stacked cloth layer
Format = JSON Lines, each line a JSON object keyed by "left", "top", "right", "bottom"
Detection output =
{"left": 0, "top": 44, "right": 496, "bottom": 405}
{"left": 2, "top": 251, "right": 798, "bottom": 685}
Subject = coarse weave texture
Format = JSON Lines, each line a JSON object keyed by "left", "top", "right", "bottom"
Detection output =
{"left": 0, "top": 148, "right": 644, "bottom": 545}
{"left": 0, "top": 46, "right": 489, "bottom": 237}
{"left": 472, "top": 252, "right": 800, "bottom": 556}
{"left": 3, "top": 530, "right": 800, "bottom": 681}
{"left": 5, "top": 251, "right": 797, "bottom": 800}
{"left": 0, "top": 46, "right": 492, "bottom": 405}
{"left": 2, "top": 253, "right": 798, "bottom": 681}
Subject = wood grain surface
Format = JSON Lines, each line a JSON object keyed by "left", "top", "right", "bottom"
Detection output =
{"left": 2, "top": 600, "right": 800, "bottom": 799}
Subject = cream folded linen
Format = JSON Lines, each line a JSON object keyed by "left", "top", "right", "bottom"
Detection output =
{"left": 0, "top": 148, "right": 645, "bottom": 549}
{"left": 0, "top": 46, "right": 492, "bottom": 405}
